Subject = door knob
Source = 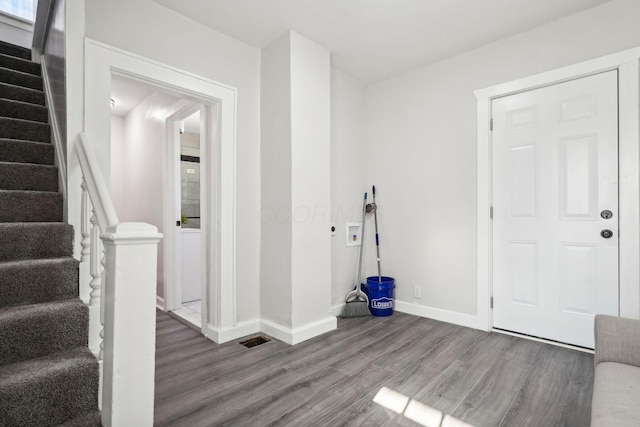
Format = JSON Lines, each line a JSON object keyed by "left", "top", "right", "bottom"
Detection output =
{"left": 601, "top": 229, "right": 613, "bottom": 239}
{"left": 601, "top": 210, "right": 613, "bottom": 219}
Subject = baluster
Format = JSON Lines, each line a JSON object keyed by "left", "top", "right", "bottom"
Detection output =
{"left": 89, "top": 210, "right": 102, "bottom": 307}
{"left": 99, "top": 244, "right": 107, "bottom": 361}
{"left": 80, "top": 180, "right": 91, "bottom": 263}
{"left": 87, "top": 208, "right": 104, "bottom": 361}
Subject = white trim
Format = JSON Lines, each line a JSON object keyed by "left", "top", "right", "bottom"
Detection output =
{"left": 83, "top": 38, "right": 238, "bottom": 341}
{"left": 330, "top": 303, "right": 345, "bottom": 317}
{"left": 394, "top": 300, "right": 478, "bottom": 329}
{"left": 475, "top": 46, "right": 640, "bottom": 331}
{"left": 260, "top": 316, "right": 337, "bottom": 345}
{"left": 204, "top": 319, "right": 261, "bottom": 344}
{"left": 492, "top": 328, "right": 594, "bottom": 355}
{"left": 0, "top": 11, "right": 33, "bottom": 30}
{"left": 40, "top": 56, "right": 67, "bottom": 199}
{"left": 162, "top": 118, "right": 181, "bottom": 312}
{"left": 617, "top": 61, "right": 640, "bottom": 319}
{"left": 162, "top": 102, "right": 202, "bottom": 314}
{"left": 156, "top": 295, "right": 165, "bottom": 311}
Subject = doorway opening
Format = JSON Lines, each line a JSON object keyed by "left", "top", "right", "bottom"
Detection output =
{"left": 87, "top": 39, "right": 238, "bottom": 343}
{"left": 109, "top": 74, "right": 216, "bottom": 334}
{"left": 170, "top": 109, "right": 205, "bottom": 329}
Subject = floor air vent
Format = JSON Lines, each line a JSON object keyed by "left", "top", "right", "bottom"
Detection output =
{"left": 240, "top": 336, "right": 271, "bottom": 348}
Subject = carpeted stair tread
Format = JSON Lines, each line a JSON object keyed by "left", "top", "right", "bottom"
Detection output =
{"left": 0, "top": 299, "right": 88, "bottom": 365}
{"left": 0, "top": 347, "right": 99, "bottom": 426}
{"left": 0, "top": 161, "right": 58, "bottom": 192}
{"left": 0, "top": 117, "right": 50, "bottom": 143}
{"left": 0, "top": 52, "right": 41, "bottom": 76}
{"left": 0, "top": 81, "right": 45, "bottom": 105}
{"left": 0, "top": 258, "right": 79, "bottom": 308}
{"left": 0, "top": 97, "right": 48, "bottom": 122}
{"left": 0, "top": 38, "right": 99, "bottom": 424}
{"left": 0, "top": 40, "right": 31, "bottom": 60}
{"left": 57, "top": 410, "right": 102, "bottom": 426}
{"left": 0, "top": 222, "right": 72, "bottom": 260}
{"left": 0, "top": 66, "right": 42, "bottom": 91}
{"left": 0, "top": 138, "right": 54, "bottom": 165}
{"left": 0, "top": 190, "right": 62, "bottom": 222}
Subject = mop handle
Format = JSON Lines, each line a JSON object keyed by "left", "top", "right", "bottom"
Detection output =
{"left": 356, "top": 192, "right": 367, "bottom": 296}
{"left": 373, "top": 185, "right": 382, "bottom": 283}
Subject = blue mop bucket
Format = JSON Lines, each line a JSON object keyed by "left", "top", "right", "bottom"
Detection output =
{"left": 366, "top": 276, "right": 395, "bottom": 316}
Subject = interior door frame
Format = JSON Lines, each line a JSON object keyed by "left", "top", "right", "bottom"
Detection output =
{"left": 84, "top": 38, "right": 238, "bottom": 343}
{"left": 164, "top": 103, "right": 204, "bottom": 312}
{"left": 474, "top": 47, "right": 640, "bottom": 331}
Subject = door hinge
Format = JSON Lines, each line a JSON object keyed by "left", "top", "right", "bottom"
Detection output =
{"left": 490, "top": 206, "right": 493, "bottom": 219}
{"left": 490, "top": 297, "right": 494, "bottom": 308}
{"left": 490, "top": 118, "right": 494, "bottom": 131}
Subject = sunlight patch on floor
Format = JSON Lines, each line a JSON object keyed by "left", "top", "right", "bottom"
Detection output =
{"left": 373, "top": 386, "right": 474, "bottom": 427}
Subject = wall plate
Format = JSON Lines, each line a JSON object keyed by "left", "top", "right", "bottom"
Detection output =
{"left": 346, "top": 222, "right": 362, "bottom": 246}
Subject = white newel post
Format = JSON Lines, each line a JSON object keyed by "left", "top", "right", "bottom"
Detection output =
{"left": 100, "top": 222, "right": 162, "bottom": 427}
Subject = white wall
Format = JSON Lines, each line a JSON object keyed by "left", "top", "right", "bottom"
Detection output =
{"left": 330, "top": 69, "right": 368, "bottom": 308}
{"left": 85, "top": 0, "right": 261, "bottom": 323}
{"left": 289, "top": 32, "right": 332, "bottom": 327}
{"left": 260, "top": 32, "right": 293, "bottom": 327}
{"left": 260, "top": 31, "right": 333, "bottom": 335}
{"left": 42, "top": 0, "right": 65, "bottom": 154}
{"left": 110, "top": 115, "right": 125, "bottom": 213}
{"left": 0, "top": 15, "right": 32, "bottom": 48}
{"left": 114, "top": 93, "right": 180, "bottom": 299}
{"left": 366, "top": 0, "right": 640, "bottom": 319}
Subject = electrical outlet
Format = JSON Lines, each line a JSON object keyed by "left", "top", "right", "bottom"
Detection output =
{"left": 413, "top": 286, "right": 422, "bottom": 299}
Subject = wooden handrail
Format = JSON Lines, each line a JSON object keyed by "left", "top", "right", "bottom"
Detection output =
{"left": 76, "top": 132, "right": 119, "bottom": 231}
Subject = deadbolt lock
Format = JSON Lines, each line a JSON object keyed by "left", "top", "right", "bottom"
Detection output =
{"left": 601, "top": 229, "right": 613, "bottom": 239}
{"left": 601, "top": 210, "right": 613, "bottom": 219}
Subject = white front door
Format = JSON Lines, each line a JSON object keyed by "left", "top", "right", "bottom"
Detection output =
{"left": 492, "top": 71, "right": 619, "bottom": 348}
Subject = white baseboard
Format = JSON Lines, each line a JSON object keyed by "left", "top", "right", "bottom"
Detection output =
{"left": 205, "top": 319, "right": 261, "bottom": 344}
{"left": 156, "top": 295, "right": 165, "bottom": 311}
{"left": 40, "top": 56, "right": 67, "bottom": 199}
{"left": 394, "top": 300, "right": 478, "bottom": 329}
{"left": 330, "top": 303, "right": 345, "bottom": 317}
{"left": 261, "top": 316, "right": 337, "bottom": 345}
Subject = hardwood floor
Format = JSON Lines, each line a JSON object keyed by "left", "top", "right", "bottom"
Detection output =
{"left": 154, "top": 310, "right": 593, "bottom": 426}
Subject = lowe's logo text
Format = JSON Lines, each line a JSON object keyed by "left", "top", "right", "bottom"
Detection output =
{"left": 371, "top": 297, "right": 393, "bottom": 309}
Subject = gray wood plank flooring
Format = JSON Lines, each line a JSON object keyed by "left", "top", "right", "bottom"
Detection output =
{"left": 155, "top": 310, "right": 593, "bottom": 426}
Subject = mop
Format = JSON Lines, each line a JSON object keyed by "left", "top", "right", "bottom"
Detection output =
{"left": 372, "top": 185, "right": 382, "bottom": 283}
{"left": 340, "top": 192, "right": 371, "bottom": 318}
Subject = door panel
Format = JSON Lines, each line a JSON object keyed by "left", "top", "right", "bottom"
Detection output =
{"left": 492, "top": 71, "right": 619, "bottom": 348}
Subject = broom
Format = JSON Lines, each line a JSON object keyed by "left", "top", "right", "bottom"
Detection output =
{"left": 340, "top": 192, "right": 371, "bottom": 317}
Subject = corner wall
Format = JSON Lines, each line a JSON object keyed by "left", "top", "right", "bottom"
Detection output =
{"left": 330, "top": 69, "right": 368, "bottom": 309}
{"left": 260, "top": 31, "right": 334, "bottom": 343}
{"left": 260, "top": 32, "right": 293, "bottom": 327}
{"left": 365, "top": 0, "right": 640, "bottom": 322}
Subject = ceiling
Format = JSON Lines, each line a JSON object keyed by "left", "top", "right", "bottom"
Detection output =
{"left": 152, "top": 0, "right": 611, "bottom": 83}
{"left": 111, "top": 75, "right": 201, "bottom": 134}
{"left": 110, "top": 75, "right": 156, "bottom": 117}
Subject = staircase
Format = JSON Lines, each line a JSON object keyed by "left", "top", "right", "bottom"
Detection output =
{"left": 0, "top": 41, "right": 101, "bottom": 426}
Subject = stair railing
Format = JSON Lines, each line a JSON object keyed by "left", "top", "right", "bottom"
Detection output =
{"left": 76, "top": 132, "right": 162, "bottom": 426}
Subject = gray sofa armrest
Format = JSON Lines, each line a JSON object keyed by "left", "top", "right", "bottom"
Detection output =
{"left": 595, "top": 314, "right": 640, "bottom": 368}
